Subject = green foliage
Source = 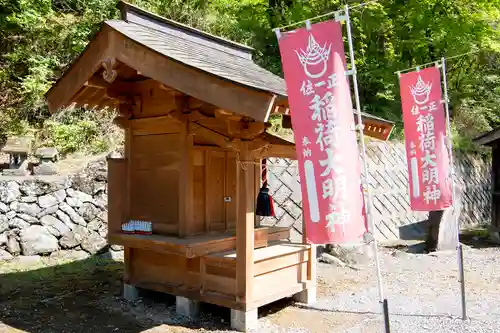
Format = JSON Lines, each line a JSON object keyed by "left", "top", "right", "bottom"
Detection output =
{"left": 0, "top": 0, "right": 500, "bottom": 154}
{"left": 43, "top": 120, "right": 98, "bottom": 154}
{"left": 36, "top": 107, "right": 121, "bottom": 155}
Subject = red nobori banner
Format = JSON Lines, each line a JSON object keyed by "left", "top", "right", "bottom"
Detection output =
{"left": 277, "top": 20, "right": 366, "bottom": 244}
{"left": 399, "top": 66, "right": 453, "bottom": 211}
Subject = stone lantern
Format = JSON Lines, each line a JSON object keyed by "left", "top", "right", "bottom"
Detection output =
{"left": 1, "top": 136, "right": 32, "bottom": 176}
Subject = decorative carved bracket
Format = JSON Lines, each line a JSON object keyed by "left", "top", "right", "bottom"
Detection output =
{"left": 102, "top": 57, "right": 118, "bottom": 83}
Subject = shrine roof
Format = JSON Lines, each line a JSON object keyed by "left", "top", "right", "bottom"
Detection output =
{"left": 111, "top": 2, "right": 286, "bottom": 97}
{"left": 44, "top": 1, "right": 395, "bottom": 133}
{"left": 473, "top": 128, "right": 500, "bottom": 146}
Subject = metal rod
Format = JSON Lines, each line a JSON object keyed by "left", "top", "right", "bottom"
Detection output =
{"left": 441, "top": 57, "right": 467, "bottom": 320}
{"left": 345, "top": 5, "right": 387, "bottom": 328}
{"left": 457, "top": 243, "right": 467, "bottom": 319}
{"left": 383, "top": 299, "right": 391, "bottom": 333}
{"left": 273, "top": 0, "right": 378, "bottom": 31}
{"left": 395, "top": 51, "right": 479, "bottom": 75}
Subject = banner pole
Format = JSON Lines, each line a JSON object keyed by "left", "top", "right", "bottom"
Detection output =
{"left": 344, "top": 5, "right": 389, "bottom": 331}
{"left": 440, "top": 57, "right": 467, "bottom": 320}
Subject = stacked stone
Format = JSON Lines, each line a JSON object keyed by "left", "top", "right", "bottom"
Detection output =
{"left": 0, "top": 159, "right": 118, "bottom": 260}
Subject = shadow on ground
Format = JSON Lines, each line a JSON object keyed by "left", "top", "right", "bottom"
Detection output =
{"left": 0, "top": 255, "right": 152, "bottom": 333}
{"left": 459, "top": 229, "right": 500, "bottom": 249}
{"left": 384, "top": 228, "right": 500, "bottom": 255}
{"left": 0, "top": 255, "right": 293, "bottom": 333}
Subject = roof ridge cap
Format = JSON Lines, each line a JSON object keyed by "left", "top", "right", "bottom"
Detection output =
{"left": 117, "top": 1, "right": 254, "bottom": 53}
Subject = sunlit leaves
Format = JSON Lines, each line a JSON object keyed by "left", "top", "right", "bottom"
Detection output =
{"left": 0, "top": 0, "right": 499, "bottom": 151}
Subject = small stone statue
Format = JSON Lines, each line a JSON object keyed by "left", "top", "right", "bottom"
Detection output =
{"left": 33, "top": 147, "right": 59, "bottom": 175}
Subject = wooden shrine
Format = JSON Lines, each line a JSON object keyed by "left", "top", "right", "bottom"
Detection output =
{"left": 45, "top": 2, "right": 395, "bottom": 331}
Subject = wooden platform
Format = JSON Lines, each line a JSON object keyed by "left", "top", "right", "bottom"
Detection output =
{"left": 108, "top": 226, "right": 289, "bottom": 258}
{"left": 111, "top": 227, "right": 313, "bottom": 310}
{"left": 202, "top": 241, "right": 312, "bottom": 309}
{"left": 120, "top": 239, "right": 313, "bottom": 310}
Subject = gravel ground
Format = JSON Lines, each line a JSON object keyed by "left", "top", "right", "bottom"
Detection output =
{"left": 1, "top": 240, "right": 500, "bottom": 333}
{"left": 295, "top": 242, "right": 500, "bottom": 333}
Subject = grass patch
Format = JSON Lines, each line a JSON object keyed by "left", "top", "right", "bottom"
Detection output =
{"left": 0, "top": 255, "right": 122, "bottom": 295}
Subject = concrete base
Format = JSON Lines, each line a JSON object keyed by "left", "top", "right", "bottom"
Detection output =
{"left": 426, "top": 183, "right": 463, "bottom": 252}
{"left": 123, "top": 283, "right": 139, "bottom": 301}
{"left": 176, "top": 296, "right": 200, "bottom": 318}
{"left": 293, "top": 286, "right": 317, "bottom": 305}
{"left": 489, "top": 229, "right": 500, "bottom": 245}
{"left": 230, "top": 308, "right": 258, "bottom": 331}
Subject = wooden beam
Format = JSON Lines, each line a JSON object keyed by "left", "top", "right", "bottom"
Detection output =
{"left": 129, "top": 116, "right": 181, "bottom": 136}
{"left": 302, "top": 215, "right": 317, "bottom": 291}
{"left": 363, "top": 122, "right": 393, "bottom": 141}
{"left": 116, "top": 95, "right": 141, "bottom": 117}
{"left": 188, "top": 110, "right": 210, "bottom": 122}
{"left": 46, "top": 25, "right": 113, "bottom": 113}
{"left": 113, "top": 116, "right": 129, "bottom": 129}
{"left": 239, "top": 122, "right": 267, "bottom": 140}
{"left": 179, "top": 123, "right": 194, "bottom": 238}
{"left": 189, "top": 123, "right": 240, "bottom": 151}
{"left": 280, "top": 113, "right": 395, "bottom": 141}
{"left": 72, "top": 86, "right": 92, "bottom": 105}
{"left": 474, "top": 129, "right": 500, "bottom": 146}
{"left": 166, "top": 109, "right": 188, "bottom": 124}
{"left": 248, "top": 138, "right": 270, "bottom": 153}
{"left": 73, "top": 88, "right": 104, "bottom": 109}
{"left": 263, "top": 94, "right": 278, "bottom": 123}
{"left": 255, "top": 144, "right": 297, "bottom": 160}
{"left": 195, "top": 111, "right": 266, "bottom": 140}
{"left": 106, "top": 79, "right": 161, "bottom": 99}
{"left": 215, "top": 109, "right": 242, "bottom": 121}
{"left": 187, "top": 97, "right": 205, "bottom": 110}
{"left": 84, "top": 76, "right": 110, "bottom": 89}
{"left": 101, "top": 99, "right": 118, "bottom": 110}
{"left": 236, "top": 142, "right": 254, "bottom": 303}
{"left": 124, "top": 123, "right": 132, "bottom": 284}
{"left": 113, "top": 30, "right": 276, "bottom": 122}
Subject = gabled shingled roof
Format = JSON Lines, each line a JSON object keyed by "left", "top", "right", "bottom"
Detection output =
{"left": 45, "top": 1, "right": 395, "bottom": 140}
{"left": 114, "top": 1, "right": 287, "bottom": 97}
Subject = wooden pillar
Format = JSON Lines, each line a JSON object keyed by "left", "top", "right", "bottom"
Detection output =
{"left": 236, "top": 142, "right": 254, "bottom": 304}
{"left": 294, "top": 209, "right": 317, "bottom": 305}
{"left": 491, "top": 143, "right": 500, "bottom": 242}
{"left": 492, "top": 145, "right": 500, "bottom": 227}
{"left": 178, "top": 121, "right": 194, "bottom": 238}
{"left": 302, "top": 215, "right": 316, "bottom": 283}
{"left": 123, "top": 120, "right": 134, "bottom": 290}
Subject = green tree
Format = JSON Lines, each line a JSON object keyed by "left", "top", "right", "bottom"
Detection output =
{"left": 0, "top": 0, "right": 499, "bottom": 152}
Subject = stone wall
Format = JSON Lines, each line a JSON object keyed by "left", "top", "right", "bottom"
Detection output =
{"left": 0, "top": 142, "right": 492, "bottom": 259}
{"left": 0, "top": 159, "right": 117, "bottom": 260}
